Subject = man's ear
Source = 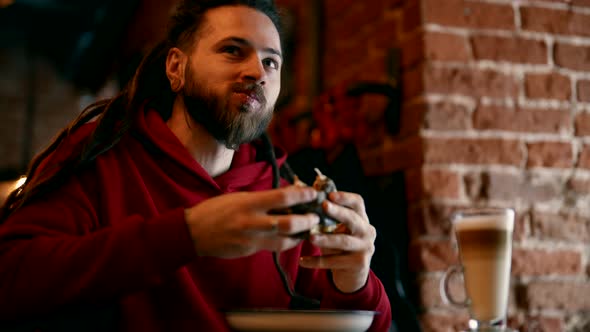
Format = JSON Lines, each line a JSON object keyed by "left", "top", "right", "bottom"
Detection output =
{"left": 166, "top": 47, "right": 187, "bottom": 93}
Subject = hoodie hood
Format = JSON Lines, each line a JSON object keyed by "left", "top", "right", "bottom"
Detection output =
{"left": 132, "top": 107, "right": 287, "bottom": 193}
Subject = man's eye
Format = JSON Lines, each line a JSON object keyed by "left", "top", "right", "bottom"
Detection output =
{"left": 222, "top": 46, "right": 241, "bottom": 56}
{"left": 263, "top": 58, "right": 279, "bottom": 70}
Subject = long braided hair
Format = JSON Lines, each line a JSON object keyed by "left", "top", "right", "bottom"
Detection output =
{"left": 0, "top": 0, "right": 282, "bottom": 221}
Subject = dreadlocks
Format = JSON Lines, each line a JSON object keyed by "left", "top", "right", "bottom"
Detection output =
{"left": 0, "top": 0, "right": 282, "bottom": 220}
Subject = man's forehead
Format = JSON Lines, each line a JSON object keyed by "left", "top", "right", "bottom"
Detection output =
{"left": 200, "top": 5, "right": 281, "bottom": 51}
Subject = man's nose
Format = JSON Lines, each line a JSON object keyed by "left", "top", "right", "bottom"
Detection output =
{"left": 241, "top": 55, "right": 266, "bottom": 86}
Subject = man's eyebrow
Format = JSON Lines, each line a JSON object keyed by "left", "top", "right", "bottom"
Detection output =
{"left": 220, "top": 37, "right": 282, "bottom": 59}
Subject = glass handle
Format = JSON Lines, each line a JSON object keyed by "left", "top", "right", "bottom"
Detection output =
{"left": 440, "top": 264, "right": 469, "bottom": 307}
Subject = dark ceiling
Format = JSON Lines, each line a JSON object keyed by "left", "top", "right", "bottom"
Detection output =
{"left": 0, "top": 0, "right": 148, "bottom": 92}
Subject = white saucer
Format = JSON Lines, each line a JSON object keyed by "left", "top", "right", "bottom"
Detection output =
{"left": 225, "top": 309, "right": 378, "bottom": 332}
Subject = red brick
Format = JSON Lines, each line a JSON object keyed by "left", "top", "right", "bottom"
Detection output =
{"left": 555, "top": 43, "right": 590, "bottom": 72}
{"left": 425, "top": 32, "right": 470, "bottom": 62}
{"left": 424, "top": 138, "right": 524, "bottom": 166}
{"left": 575, "top": 112, "right": 590, "bottom": 136}
{"left": 567, "top": 176, "right": 590, "bottom": 195}
{"left": 424, "top": 66, "right": 519, "bottom": 98}
{"left": 526, "top": 281, "right": 590, "bottom": 310}
{"left": 407, "top": 202, "right": 459, "bottom": 238}
{"left": 420, "top": 312, "right": 471, "bottom": 332}
{"left": 578, "top": 145, "right": 590, "bottom": 169}
{"left": 508, "top": 314, "right": 564, "bottom": 332}
{"left": 512, "top": 248, "right": 582, "bottom": 276}
{"left": 405, "top": 169, "right": 460, "bottom": 202}
{"left": 472, "top": 35, "right": 547, "bottom": 64}
{"left": 417, "top": 275, "right": 445, "bottom": 308}
{"left": 423, "top": 0, "right": 515, "bottom": 30}
{"left": 474, "top": 105, "right": 570, "bottom": 134}
{"left": 578, "top": 80, "right": 590, "bottom": 102}
{"left": 531, "top": 211, "right": 590, "bottom": 241}
{"left": 423, "top": 169, "right": 461, "bottom": 199}
{"left": 521, "top": 6, "right": 590, "bottom": 37}
{"left": 409, "top": 239, "right": 458, "bottom": 272}
{"left": 461, "top": 171, "right": 491, "bottom": 199}
{"left": 463, "top": 171, "right": 486, "bottom": 200}
{"left": 425, "top": 101, "right": 470, "bottom": 131}
{"left": 483, "top": 172, "right": 561, "bottom": 203}
{"left": 573, "top": 0, "right": 590, "bottom": 6}
{"left": 513, "top": 210, "right": 529, "bottom": 242}
{"left": 531, "top": 317, "right": 564, "bottom": 332}
{"left": 525, "top": 73, "right": 572, "bottom": 101}
{"left": 526, "top": 141, "right": 573, "bottom": 168}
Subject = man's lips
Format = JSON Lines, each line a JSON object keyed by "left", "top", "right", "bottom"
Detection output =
{"left": 233, "top": 91, "right": 262, "bottom": 110}
{"left": 235, "top": 91, "right": 260, "bottom": 102}
{"left": 230, "top": 82, "right": 266, "bottom": 109}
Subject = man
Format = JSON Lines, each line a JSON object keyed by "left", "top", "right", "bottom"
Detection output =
{"left": 0, "top": 0, "right": 391, "bottom": 331}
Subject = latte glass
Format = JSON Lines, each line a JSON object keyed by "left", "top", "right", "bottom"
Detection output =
{"left": 440, "top": 208, "right": 517, "bottom": 332}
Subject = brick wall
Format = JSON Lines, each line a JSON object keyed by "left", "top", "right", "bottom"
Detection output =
{"left": 320, "top": 0, "right": 590, "bottom": 331}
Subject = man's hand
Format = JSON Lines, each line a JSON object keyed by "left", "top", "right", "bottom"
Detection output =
{"left": 298, "top": 191, "right": 376, "bottom": 293}
{"left": 184, "top": 186, "right": 320, "bottom": 258}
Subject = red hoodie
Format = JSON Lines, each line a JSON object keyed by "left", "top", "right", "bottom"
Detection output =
{"left": 0, "top": 108, "right": 391, "bottom": 331}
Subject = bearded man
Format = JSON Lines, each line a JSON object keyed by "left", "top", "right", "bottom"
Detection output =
{"left": 0, "top": 1, "right": 391, "bottom": 331}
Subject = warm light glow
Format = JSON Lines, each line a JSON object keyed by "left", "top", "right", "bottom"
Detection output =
{"left": 0, "top": 176, "right": 26, "bottom": 204}
{"left": 13, "top": 176, "right": 26, "bottom": 191}
{"left": 0, "top": 0, "right": 14, "bottom": 8}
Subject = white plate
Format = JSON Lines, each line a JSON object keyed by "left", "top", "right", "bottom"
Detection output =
{"left": 225, "top": 309, "right": 378, "bottom": 332}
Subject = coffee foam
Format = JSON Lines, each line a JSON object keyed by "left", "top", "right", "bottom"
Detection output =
{"left": 454, "top": 213, "right": 514, "bottom": 232}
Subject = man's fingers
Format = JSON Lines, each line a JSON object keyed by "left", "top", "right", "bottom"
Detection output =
{"left": 276, "top": 214, "right": 320, "bottom": 235}
{"left": 249, "top": 186, "right": 318, "bottom": 210}
{"left": 242, "top": 214, "right": 320, "bottom": 236}
{"left": 322, "top": 200, "right": 367, "bottom": 236}
{"left": 328, "top": 192, "right": 368, "bottom": 220}
{"left": 310, "top": 234, "right": 370, "bottom": 252}
{"left": 241, "top": 216, "right": 279, "bottom": 234}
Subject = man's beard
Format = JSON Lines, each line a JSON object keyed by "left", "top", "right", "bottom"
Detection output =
{"left": 181, "top": 68, "right": 274, "bottom": 150}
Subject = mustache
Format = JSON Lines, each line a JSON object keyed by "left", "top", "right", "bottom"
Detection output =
{"left": 231, "top": 82, "right": 266, "bottom": 105}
